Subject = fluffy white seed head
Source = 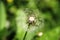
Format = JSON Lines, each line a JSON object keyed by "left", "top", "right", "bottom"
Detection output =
{"left": 29, "top": 16, "right": 35, "bottom": 22}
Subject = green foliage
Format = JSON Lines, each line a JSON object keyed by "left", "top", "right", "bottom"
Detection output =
{"left": 0, "top": 0, "right": 60, "bottom": 40}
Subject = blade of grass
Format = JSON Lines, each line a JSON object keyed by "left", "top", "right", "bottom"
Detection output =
{"left": 0, "top": 1, "right": 7, "bottom": 40}
{"left": 0, "top": 1, "right": 6, "bottom": 31}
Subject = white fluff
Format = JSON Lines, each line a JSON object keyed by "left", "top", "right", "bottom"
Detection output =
{"left": 29, "top": 17, "right": 35, "bottom": 22}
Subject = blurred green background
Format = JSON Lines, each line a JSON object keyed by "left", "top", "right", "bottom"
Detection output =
{"left": 0, "top": 0, "right": 60, "bottom": 40}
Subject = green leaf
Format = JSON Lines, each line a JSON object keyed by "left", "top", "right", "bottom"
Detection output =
{"left": 0, "top": 1, "right": 7, "bottom": 40}
{"left": 0, "top": 1, "right": 6, "bottom": 31}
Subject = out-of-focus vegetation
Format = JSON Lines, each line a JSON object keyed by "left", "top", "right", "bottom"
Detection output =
{"left": 0, "top": 0, "right": 60, "bottom": 40}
